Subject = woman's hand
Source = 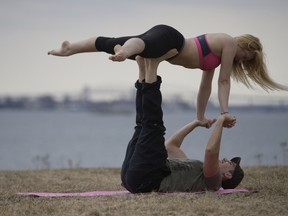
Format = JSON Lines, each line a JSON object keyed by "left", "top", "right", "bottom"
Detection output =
{"left": 221, "top": 114, "right": 237, "bottom": 128}
{"left": 197, "top": 117, "right": 217, "bottom": 129}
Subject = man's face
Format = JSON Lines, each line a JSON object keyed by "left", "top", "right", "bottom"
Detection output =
{"left": 219, "top": 158, "right": 236, "bottom": 174}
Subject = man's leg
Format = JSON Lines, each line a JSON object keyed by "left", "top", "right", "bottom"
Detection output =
{"left": 121, "top": 56, "right": 146, "bottom": 187}
{"left": 121, "top": 80, "right": 143, "bottom": 187}
{"left": 124, "top": 76, "right": 171, "bottom": 193}
{"left": 122, "top": 49, "right": 178, "bottom": 193}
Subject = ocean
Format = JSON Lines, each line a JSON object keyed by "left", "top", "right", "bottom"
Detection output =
{"left": 0, "top": 109, "right": 287, "bottom": 170}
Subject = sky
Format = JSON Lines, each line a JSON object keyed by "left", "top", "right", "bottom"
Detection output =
{"left": 1, "top": 0, "right": 288, "bottom": 104}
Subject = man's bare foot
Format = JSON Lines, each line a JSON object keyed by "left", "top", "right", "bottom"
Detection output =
{"left": 109, "top": 45, "right": 128, "bottom": 62}
{"left": 48, "top": 41, "right": 72, "bottom": 56}
{"left": 136, "top": 56, "right": 145, "bottom": 72}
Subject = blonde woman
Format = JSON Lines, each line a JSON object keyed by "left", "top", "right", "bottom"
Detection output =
{"left": 48, "top": 24, "right": 288, "bottom": 124}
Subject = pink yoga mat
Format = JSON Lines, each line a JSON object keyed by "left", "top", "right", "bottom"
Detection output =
{"left": 17, "top": 188, "right": 250, "bottom": 197}
{"left": 17, "top": 190, "right": 130, "bottom": 197}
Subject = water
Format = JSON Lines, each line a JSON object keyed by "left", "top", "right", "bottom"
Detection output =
{"left": 0, "top": 110, "right": 287, "bottom": 170}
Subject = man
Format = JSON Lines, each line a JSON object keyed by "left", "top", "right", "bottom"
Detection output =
{"left": 121, "top": 49, "right": 244, "bottom": 193}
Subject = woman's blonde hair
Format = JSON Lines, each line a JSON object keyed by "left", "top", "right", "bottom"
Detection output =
{"left": 232, "top": 34, "right": 288, "bottom": 91}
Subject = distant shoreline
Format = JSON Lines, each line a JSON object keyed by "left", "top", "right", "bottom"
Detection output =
{"left": 0, "top": 95, "right": 287, "bottom": 114}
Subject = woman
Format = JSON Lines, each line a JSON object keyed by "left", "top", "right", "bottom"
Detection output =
{"left": 48, "top": 24, "right": 288, "bottom": 122}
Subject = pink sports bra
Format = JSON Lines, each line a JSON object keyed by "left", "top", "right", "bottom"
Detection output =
{"left": 194, "top": 35, "right": 221, "bottom": 70}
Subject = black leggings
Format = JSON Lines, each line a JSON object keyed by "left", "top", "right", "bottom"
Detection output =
{"left": 121, "top": 77, "right": 171, "bottom": 193}
{"left": 95, "top": 24, "right": 185, "bottom": 60}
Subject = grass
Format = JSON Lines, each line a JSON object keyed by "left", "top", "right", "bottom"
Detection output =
{"left": 0, "top": 166, "right": 287, "bottom": 216}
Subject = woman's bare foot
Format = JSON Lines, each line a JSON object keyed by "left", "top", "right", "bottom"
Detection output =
{"left": 109, "top": 45, "right": 128, "bottom": 62}
{"left": 48, "top": 41, "right": 72, "bottom": 56}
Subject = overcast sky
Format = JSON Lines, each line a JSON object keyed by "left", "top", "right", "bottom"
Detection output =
{"left": 1, "top": 0, "right": 287, "bottom": 104}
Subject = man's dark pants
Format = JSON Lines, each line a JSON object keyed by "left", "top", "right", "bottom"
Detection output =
{"left": 121, "top": 76, "right": 171, "bottom": 193}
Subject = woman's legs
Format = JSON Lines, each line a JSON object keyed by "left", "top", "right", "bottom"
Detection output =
{"left": 106, "top": 23, "right": 183, "bottom": 62}
{"left": 48, "top": 35, "right": 144, "bottom": 60}
{"left": 48, "top": 25, "right": 183, "bottom": 60}
{"left": 109, "top": 38, "right": 145, "bottom": 62}
{"left": 48, "top": 37, "right": 98, "bottom": 56}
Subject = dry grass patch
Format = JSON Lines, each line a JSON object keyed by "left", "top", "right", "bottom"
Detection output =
{"left": 0, "top": 166, "right": 287, "bottom": 216}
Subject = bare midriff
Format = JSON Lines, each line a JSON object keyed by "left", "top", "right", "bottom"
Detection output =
{"left": 168, "top": 38, "right": 200, "bottom": 69}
